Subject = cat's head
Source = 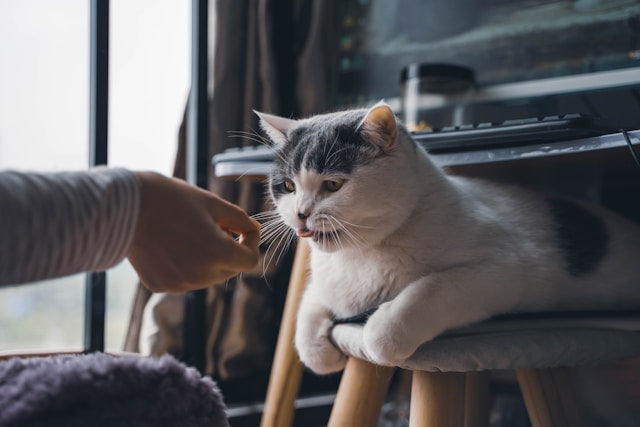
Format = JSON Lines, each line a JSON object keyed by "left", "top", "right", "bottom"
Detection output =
{"left": 257, "top": 102, "right": 419, "bottom": 253}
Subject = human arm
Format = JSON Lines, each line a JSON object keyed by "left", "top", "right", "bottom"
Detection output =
{"left": 0, "top": 168, "right": 259, "bottom": 291}
{"left": 0, "top": 168, "right": 139, "bottom": 286}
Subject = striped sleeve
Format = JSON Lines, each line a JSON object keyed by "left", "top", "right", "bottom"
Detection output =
{"left": 0, "top": 168, "right": 140, "bottom": 286}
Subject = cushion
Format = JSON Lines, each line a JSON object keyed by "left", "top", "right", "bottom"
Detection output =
{"left": 331, "top": 311, "right": 640, "bottom": 372}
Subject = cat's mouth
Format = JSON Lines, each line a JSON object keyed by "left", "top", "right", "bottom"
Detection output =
{"left": 296, "top": 227, "right": 340, "bottom": 244}
{"left": 297, "top": 227, "right": 314, "bottom": 238}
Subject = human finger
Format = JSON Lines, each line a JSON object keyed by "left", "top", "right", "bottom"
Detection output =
{"left": 209, "top": 268, "right": 240, "bottom": 284}
{"left": 215, "top": 231, "right": 260, "bottom": 271}
{"left": 210, "top": 196, "right": 260, "bottom": 234}
{"left": 239, "top": 228, "right": 260, "bottom": 254}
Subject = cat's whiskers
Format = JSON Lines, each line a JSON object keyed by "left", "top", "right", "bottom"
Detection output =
{"left": 327, "top": 217, "right": 345, "bottom": 252}
{"left": 227, "top": 133, "right": 275, "bottom": 151}
{"left": 321, "top": 219, "right": 342, "bottom": 251}
{"left": 337, "top": 221, "right": 359, "bottom": 252}
{"left": 264, "top": 225, "right": 294, "bottom": 277}
{"left": 257, "top": 217, "right": 284, "bottom": 230}
{"left": 325, "top": 214, "right": 366, "bottom": 257}
{"left": 251, "top": 210, "right": 296, "bottom": 280}
{"left": 317, "top": 214, "right": 351, "bottom": 254}
{"left": 227, "top": 133, "right": 266, "bottom": 146}
{"left": 226, "top": 271, "right": 247, "bottom": 291}
{"left": 251, "top": 210, "right": 280, "bottom": 220}
{"left": 317, "top": 212, "right": 368, "bottom": 244}
{"left": 227, "top": 129, "right": 271, "bottom": 145}
{"left": 321, "top": 220, "right": 326, "bottom": 243}
{"left": 252, "top": 212, "right": 281, "bottom": 223}
{"left": 260, "top": 220, "right": 289, "bottom": 245}
{"left": 262, "top": 231, "right": 289, "bottom": 279}
{"left": 253, "top": 215, "right": 280, "bottom": 224}
{"left": 338, "top": 221, "right": 367, "bottom": 246}
{"left": 252, "top": 211, "right": 284, "bottom": 236}
{"left": 253, "top": 212, "right": 284, "bottom": 237}
{"left": 228, "top": 130, "right": 288, "bottom": 163}
{"left": 338, "top": 223, "right": 363, "bottom": 247}
{"left": 320, "top": 215, "right": 339, "bottom": 249}
{"left": 234, "top": 166, "right": 273, "bottom": 182}
{"left": 277, "top": 228, "right": 296, "bottom": 268}
{"left": 336, "top": 218, "right": 375, "bottom": 230}
{"left": 258, "top": 214, "right": 296, "bottom": 278}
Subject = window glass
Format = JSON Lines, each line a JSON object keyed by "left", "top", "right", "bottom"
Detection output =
{"left": 0, "top": 0, "right": 189, "bottom": 353}
{"left": 106, "top": 0, "right": 189, "bottom": 351}
{"left": 0, "top": 0, "right": 89, "bottom": 353}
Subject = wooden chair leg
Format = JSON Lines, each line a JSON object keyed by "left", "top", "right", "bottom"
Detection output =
{"left": 516, "top": 367, "right": 583, "bottom": 427}
{"left": 463, "top": 371, "right": 490, "bottom": 427}
{"left": 260, "top": 240, "right": 310, "bottom": 427}
{"left": 328, "top": 357, "right": 395, "bottom": 427}
{"left": 410, "top": 371, "right": 490, "bottom": 427}
{"left": 410, "top": 371, "right": 466, "bottom": 427}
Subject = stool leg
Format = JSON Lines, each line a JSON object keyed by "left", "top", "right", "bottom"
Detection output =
{"left": 409, "top": 371, "right": 460, "bottom": 427}
{"left": 516, "top": 367, "right": 583, "bottom": 427}
{"left": 328, "top": 358, "right": 395, "bottom": 427}
{"left": 260, "top": 240, "right": 310, "bottom": 427}
{"left": 409, "top": 371, "right": 489, "bottom": 427}
{"left": 463, "top": 371, "right": 490, "bottom": 427}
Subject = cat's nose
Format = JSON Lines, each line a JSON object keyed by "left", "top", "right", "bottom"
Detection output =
{"left": 297, "top": 211, "right": 309, "bottom": 220}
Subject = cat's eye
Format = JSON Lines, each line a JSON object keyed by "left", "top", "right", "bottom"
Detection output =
{"left": 323, "top": 179, "right": 344, "bottom": 192}
{"left": 284, "top": 180, "right": 296, "bottom": 193}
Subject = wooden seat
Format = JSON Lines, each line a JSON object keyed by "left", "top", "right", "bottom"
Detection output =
{"left": 260, "top": 239, "right": 640, "bottom": 426}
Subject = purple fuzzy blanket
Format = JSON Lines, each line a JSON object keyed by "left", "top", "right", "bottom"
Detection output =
{"left": 0, "top": 353, "right": 228, "bottom": 427}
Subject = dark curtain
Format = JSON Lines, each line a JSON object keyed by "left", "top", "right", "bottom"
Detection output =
{"left": 125, "top": 0, "right": 340, "bottom": 390}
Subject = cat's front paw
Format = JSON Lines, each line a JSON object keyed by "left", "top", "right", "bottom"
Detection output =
{"left": 362, "top": 302, "right": 418, "bottom": 367}
{"left": 295, "top": 318, "right": 346, "bottom": 375}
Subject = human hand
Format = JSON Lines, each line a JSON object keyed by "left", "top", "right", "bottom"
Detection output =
{"left": 127, "top": 172, "right": 260, "bottom": 292}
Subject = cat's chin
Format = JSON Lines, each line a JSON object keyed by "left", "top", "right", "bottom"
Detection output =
{"left": 309, "top": 230, "right": 344, "bottom": 252}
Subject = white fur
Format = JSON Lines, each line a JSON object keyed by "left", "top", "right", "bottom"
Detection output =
{"left": 266, "top": 107, "right": 640, "bottom": 374}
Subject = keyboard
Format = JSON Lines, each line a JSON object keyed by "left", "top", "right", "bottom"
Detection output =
{"left": 414, "top": 114, "right": 616, "bottom": 153}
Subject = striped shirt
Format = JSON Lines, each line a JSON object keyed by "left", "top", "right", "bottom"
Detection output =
{"left": 0, "top": 168, "right": 140, "bottom": 286}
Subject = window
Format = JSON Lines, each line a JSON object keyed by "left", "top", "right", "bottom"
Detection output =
{"left": 0, "top": 0, "right": 189, "bottom": 352}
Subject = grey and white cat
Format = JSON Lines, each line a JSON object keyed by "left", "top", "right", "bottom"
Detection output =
{"left": 256, "top": 102, "right": 640, "bottom": 375}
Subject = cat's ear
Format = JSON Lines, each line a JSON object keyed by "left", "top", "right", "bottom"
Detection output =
{"left": 359, "top": 100, "right": 397, "bottom": 150}
{"left": 254, "top": 110, "right": 296, "bottom": 146}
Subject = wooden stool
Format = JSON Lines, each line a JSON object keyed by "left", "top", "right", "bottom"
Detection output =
{"left": 260, "top": 240, "right": 640, "bottom": 426}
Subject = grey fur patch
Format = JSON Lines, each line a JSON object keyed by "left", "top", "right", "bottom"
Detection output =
{"left": 547, "top": 197, "right": 608, "bottom": 277}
